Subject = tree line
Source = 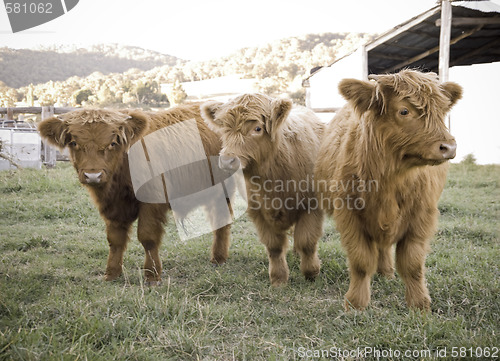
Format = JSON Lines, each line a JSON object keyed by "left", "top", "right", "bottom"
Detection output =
{"left": 0, "top": 32, "right": 372, "bottom": 109}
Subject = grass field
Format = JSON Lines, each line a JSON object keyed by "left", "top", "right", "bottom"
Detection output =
{"left": 0, "top": 162, "right": 499, "bottom": 360}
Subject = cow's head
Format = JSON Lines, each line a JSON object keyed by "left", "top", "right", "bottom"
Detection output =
{"left": 38, "top": 109, "right": 149, "bottom": 186}
{"left": 339, "top": 70, "right": 462, "bottom": 167}
{"left": 201, "top": 94, "right": 292, "bottom": 171}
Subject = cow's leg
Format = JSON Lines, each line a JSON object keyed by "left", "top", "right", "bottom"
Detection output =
{"left": 265, "top": 231, "right": 289, "bottom": 286}
{"left": 204, "top": 199, "right": 231, "bottom": 265}
{"left": 256, "top": 222, "right": 289, "bottom": 286}
{"left": 293, "top": 209, "right": 322, "bottom": 281}
{"left": 137, "top": 204, "right": 167, "bottom": 285}
{"left": 396, "top": 238, "right": 431, "bottom": 310}
{"left": 104, "top": 220, "right": 132, "bottom": 281}
{"left": 343, "top": 235, "right": 378, "bottom": 310}
{"left": 377, "top": 246, "right": 395, "bottom": 279}
{"left": 211, "top": 224, "right": 231, "bottom": 265}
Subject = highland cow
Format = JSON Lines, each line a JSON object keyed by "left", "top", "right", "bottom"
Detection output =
{"left": 201, "top": 94, "right": 324, "bottom": 286}
{"left": 38, "top": 104, "right": 231, "bottom": 284}
{"left": 315, "top": 70, "right": 462, "bottom": 310}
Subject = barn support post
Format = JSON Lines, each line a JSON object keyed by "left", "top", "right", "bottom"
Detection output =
{"left": 41, "top": 106, "right": 57, "bottom": 168}
{"left": 439, "top": 0, "right": 452, "bottom": 129}
{"left": 361, "top": 45, "right": 369, "bottom": 81}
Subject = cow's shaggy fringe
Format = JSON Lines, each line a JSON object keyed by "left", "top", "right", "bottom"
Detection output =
{"left": 370, "top": 70, "right": 461, "bottom": 126}
{"left": 62, "top": 109, "right": 130, "bottom": 125}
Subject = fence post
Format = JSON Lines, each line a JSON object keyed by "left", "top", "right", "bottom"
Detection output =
{"left": 6, "top": 108, "right": 14, "bottom": 121}
{"left": 41, "top": 106, "right": 57, "bottom": 168}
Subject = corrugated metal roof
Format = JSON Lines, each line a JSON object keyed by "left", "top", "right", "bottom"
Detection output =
{"left": 367, "top": 0, "right": 500, "bottom": 74}
{"left": 307, "top": 0, "right": 500, "bottom": 79}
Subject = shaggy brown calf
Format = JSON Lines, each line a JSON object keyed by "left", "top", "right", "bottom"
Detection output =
{"left": 38, "top": 104, "right": 231, "bottom": 284}
{"left": 315, "top": 70, "right": 462, "bottom": 310}
{"left": 201, "top": 94, "right": 324, "bottom": 286}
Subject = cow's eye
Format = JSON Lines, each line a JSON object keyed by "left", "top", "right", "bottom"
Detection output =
{"left": 399, "top": 108, "right": 409, "bottom": 116}
{"left": 69, "top": 141, "right": 77, "bottom": 147}
{"left": 107, "top": 142, "right": 118, "bottom": 150}
{"left": 255, "top": 126, "right": 262, "bottom": 132}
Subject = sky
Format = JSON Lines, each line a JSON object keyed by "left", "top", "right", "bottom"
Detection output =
{"left": 0, "top": 0, "right": 449, "bottom": 61}
{"left": 1, "top": 0, "right": 499, "bottom": 163}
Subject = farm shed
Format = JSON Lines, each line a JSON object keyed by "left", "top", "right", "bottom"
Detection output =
{"left": 304, "top": 0, "right": 500, "bottom": 164}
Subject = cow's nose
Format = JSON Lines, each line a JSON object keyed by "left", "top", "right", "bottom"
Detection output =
{"left": 84, "top": 172, "right": 103, "bottom": 183}
{"left": 219, "top": 154, "right": 240, "bottom": 171}
{"left": 439, "top": 141, "right": 457, "bottom": 159}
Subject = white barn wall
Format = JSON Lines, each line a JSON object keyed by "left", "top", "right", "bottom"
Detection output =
{"left": 307, "top": 48, "right": 365, "bottom": 110}
{"left": 449, "top": 62, "right": 500, "bottom": 164}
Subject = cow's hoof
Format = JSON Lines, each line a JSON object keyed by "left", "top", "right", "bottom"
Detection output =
{"left": 210, "top": 252, "right": 228, "bottom": 265}
{"left": 270, "top": 274, "right": 289, "bottom": 287}
{"left": 407, "top": 296, "right": 431, "bottom": 311}
{"left": 301, "top": 263, "right": 320, "bottom": 281}
{"left": 210, "top": 258, "right": 227, "bottom": 266}
{"left": 104, "top": 273, "right": 121, "bottom": 281}
{"left": 271, "top": 280, "right": 288, "bottom": 287}
{"left": 344, "top": 299, "right": 366, "bottom": 312}
{"left": 344, "top": 291, "right": 369, "bottom": 311}
{"left": 304, "top": 273, "right": 318, "bottom": 282}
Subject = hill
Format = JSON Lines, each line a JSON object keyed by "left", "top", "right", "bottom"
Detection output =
{"left": 0, "top": 32, "right": 373, "bottom": 107}
{"left": 0, "top": 44, "right": 183, "bottom": 88}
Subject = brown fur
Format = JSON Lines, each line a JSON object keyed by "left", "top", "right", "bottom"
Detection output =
{"left": 38, "top": 103, "right": 231, "bottom": 284}
{"left": 315, "top": 70, "right": 463, "bottom": 310}
{"left": 201, "top": 94, "right": 324, "bottom": 285}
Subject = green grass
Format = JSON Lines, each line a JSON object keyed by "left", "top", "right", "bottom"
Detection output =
{"left": 0, "top": 162, "right": 499, "bottom": 360}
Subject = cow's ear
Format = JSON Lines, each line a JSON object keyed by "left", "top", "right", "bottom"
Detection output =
{"left": 338, "top": 78, "right": 378, "bottom": 116}
{"left": 121, "top": 110, "right": 149, "bottom": 144}
{"left": 441, "top": 82, "right": 463, "bottom": 109}
{"left": 267, "top": 98, "right": 292, "bottom": 141}
{"left": 38, "top": 116, "right": 70, "bottom": 149}
{"left": 200, "top": 101, "right": 224, "bottom": 131}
